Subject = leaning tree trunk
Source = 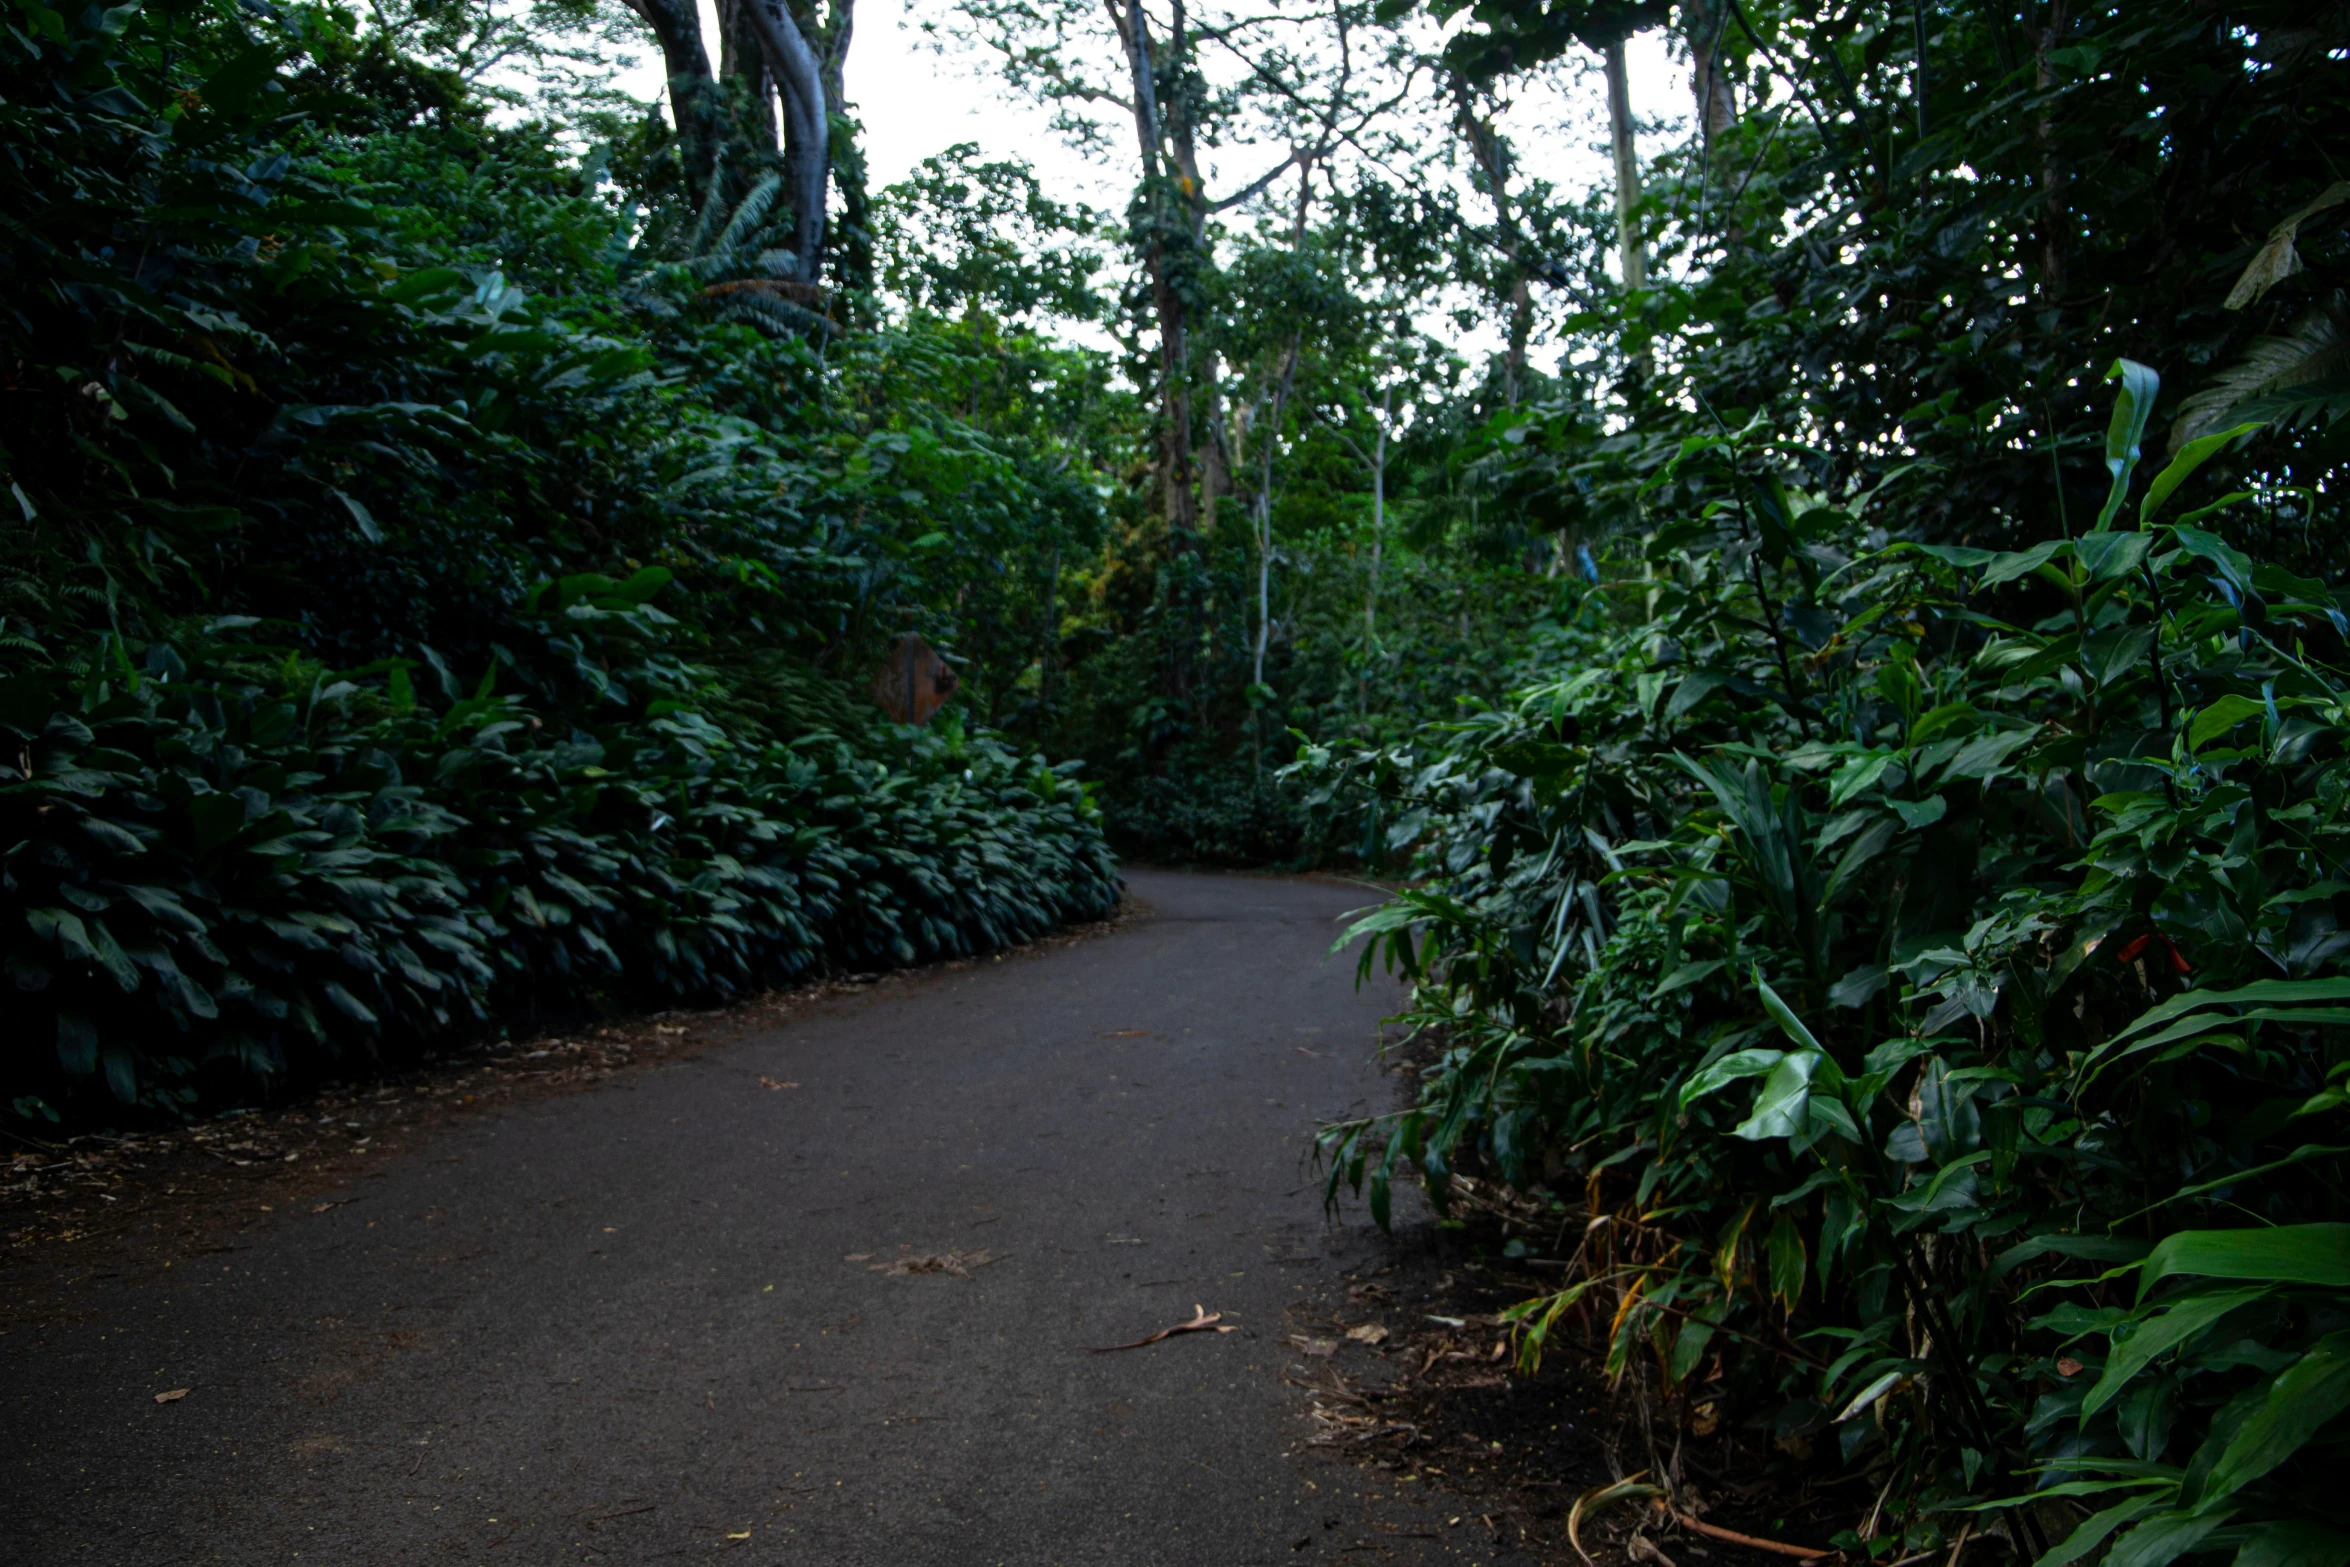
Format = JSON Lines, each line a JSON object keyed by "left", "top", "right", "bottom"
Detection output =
{"left": 623, "top": 0, "right": 725, "bottom": 205}
{"left": 737, "top": 0, "right": 830, "bottom": 283}
{"left": 624, "top": 0, "right": 835, "bottom": 286}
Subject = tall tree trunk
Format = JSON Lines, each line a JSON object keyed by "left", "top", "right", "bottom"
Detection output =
{"left": 1201, "top": 356, "right": 1230, "bottom": 536}
{"left": 1110, "top": 0, "right": 1199, "bottom": 542}
{"left": 622, "top": 0, "right": 724, "bottom": 204}
{"left": 1456, "top": 85, "right": 1534, "bottom": 405}
{"left": 1604, "top": 40, "right": 1648, "bottom": 293}
{"left": 738, "top": 0, "right": 830, "bottom": 282}
{"left": 716, "top": 0, "right": 777, "bottom": 150}
{"left": 822, "top": 0, "right": 873, "bottom": 301}
{"left": 2034, "top": 0, "right": 2069, "bottom": 301}
{"left": 1359, "top": 387, "right": 1388, "bottom": 716}
{"left": 1683, "top": 0, "right": 1736, "bottom": 142}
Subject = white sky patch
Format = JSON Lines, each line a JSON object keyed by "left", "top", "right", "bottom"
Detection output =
{"left": 612, "top": 0, "right": 1693, "bottom": 366}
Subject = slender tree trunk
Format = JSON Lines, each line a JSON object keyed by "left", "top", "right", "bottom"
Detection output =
{"left": 1360, "top": 387, "right": 1388, "bottom": 717}
{"left": 1456, "top": 83, "right": 1533, "bottom": 405}
{"left": 1110, "top": 0, "right": 1196, "bottom": 541}
{"left": 1604, "top": 40, "right": 1648, "bottom": 293}
{"left": 1683, "top": 0, "right": 1736, "bottom": 141}
{"left": 1364, "top": 388, "right": 1388, "bottom": 644}
{"left": 823, "top": 0, "right": 873, "bottom": 301}
{"left": 1201, "top": 356, "right": 1230, "bottom": 536}
{"left": 716, "top": 0, "right": 777, "bottom": 149}
{"left": 2034, "top": 0, "right": 2069, "bottom": 301}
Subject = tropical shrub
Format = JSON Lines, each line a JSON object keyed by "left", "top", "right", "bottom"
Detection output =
{"left": 0, "top": 0, "right": 1119, "bottom": 1124}
{"left": 2, "top": 590, "right": 1116, "bottom": 1121}
{"left": 1308, "top": 367, "right": 2349, "bottom": 1567}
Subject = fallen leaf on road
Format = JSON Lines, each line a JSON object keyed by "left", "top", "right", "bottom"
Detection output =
{"left": 842, "top": 1252, "right": 873, "bottom": 1262}
{"left": 1295, "top": 1046, "right": 1327, "bottom": 1058}
{"left": 870, "top": 1249, "right": 998, "bottom": 1278}
{"left": 1090, "top": 1304, "right": 1240, "bottom": 1352}
{"left": 154, "top": 1388, "right": 189, "bottom": 1403}
{"left": 1288, "top": 1335, "right": 1337, "bottom": 1357}
{"left": 1099, "top": 1029, "right": 1148, "bottom": 1038}
{"left": 311, "top": 1200, "right": 351, "bottom": 1215}
{"left": 726, "top": 1531, "right": 752, "bottom": 1540}
{"left": 756, "top": 1076, "right": 798, "bottom": 1090}
{"left": 1346, "top": 1323, "right": 1390, "bottom": 1345}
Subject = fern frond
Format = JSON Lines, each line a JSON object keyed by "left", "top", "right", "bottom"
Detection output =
{"left": 2169, "top": 293, "right": 2350, "bottom": 450}
{"left": 680, "top": 143, "right": 735, "bottom": 259}
{"left": 713, "top": 173, "right": 785, "bottom": 260}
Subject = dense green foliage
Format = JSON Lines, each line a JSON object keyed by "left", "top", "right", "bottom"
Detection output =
{"left": 1291, "top": 5, "right": 2350, "bottom": 1564}
{"left": 0, "top": 0, "right": 1117, "bottom": 1122}
{"left": 6, "top": 0, "right": 2348, "bottom": 1555}
{"left": 1312, "top": 374, "right": 2350, "bottom": 1561}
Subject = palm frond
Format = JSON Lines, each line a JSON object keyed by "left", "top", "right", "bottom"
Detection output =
{"left": 2169, "top": 293, "right": 2350, "bottom": 450}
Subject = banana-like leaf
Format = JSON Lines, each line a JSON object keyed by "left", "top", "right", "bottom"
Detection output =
{"left": 2194, "top": 1330, "right": 2350, "bottom": 1511}
{"left": 2229, "top": 1521, "right": 2350, "bottom": 1567}
{"left": 2138, "top": 1224, "right": 2350, "bottom": 1299}
{"left": 2098, "top": 359, "right": 2162, "bottom": 531}
{"left": 2140, "top": 422, "right": 2263, "bottom": 528}
{"left": 2038, "top": 1495, "right": 2169, "bottom": 1567}
{"left": 2083, "top": 1285, "right": 2271, "bottom": 1417}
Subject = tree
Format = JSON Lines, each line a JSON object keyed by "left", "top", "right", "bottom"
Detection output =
{"left": 622, "top": 0, "right": 846, "bottom": 284}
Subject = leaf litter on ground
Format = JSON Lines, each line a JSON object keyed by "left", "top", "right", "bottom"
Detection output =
{"left": 1089, "top": 1304, "right": 1240, "bottom": 1352}
{"left": 868, "top": 1248, "right": 998, "bottom": 1278}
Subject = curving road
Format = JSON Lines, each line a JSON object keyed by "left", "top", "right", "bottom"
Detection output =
{"left": 2, "top": 870, "right": 1536, "bottom": 1566}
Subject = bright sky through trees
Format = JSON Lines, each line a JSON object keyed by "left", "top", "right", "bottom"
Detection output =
{"left": 615, "top": 0, "right": 1693, "bottom": 315}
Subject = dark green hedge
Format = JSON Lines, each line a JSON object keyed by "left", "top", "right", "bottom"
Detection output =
{"left": 3, "top": 611, "right": 1118, "bottom": 1120}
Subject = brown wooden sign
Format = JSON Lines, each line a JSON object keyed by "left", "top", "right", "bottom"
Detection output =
{"left": 869, "top": 633, "right": 959, "bottom": 726}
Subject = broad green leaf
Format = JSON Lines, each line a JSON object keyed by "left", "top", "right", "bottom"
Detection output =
{"left": 1666, "top": 671, "right": 1731, "bottom": 722}
{"left": 1754, "top": 969, "right": 1828, "bottom": 1055}
{"left": 2190, "top": 695, "right": 2269, "bottom": 751}
{"left": 2141, "top": 422, "right": 2263, "bottom": 528}
{"left": 2085, "top": 625, "right": 2157, "bottom": 688}
{"left": 1982, "top": 539, "right": 2069, "bottom": 587}
{"left": 1829, "top": 751, "right": 1899, "bottom": 808}
{"left": 2195, "top": 1330, "right": 2350, "bottom": 1511}
{"left": 2140, "top": 1224, "right": 2350, "bottom": 1298}
{"left": 2037, "top": 1494, "right": 2167, "bottom": 1567}
{"left": 1651, "top": 959, "right": 1725, "bottom": 1000}
{"left": 1767, "top": 1211, "right": 1806, "bottom": 1305}
{"left": 2110, "top": 981, "right": 2350, "bottom": 1049}
{"left": 1491, "top": 739, "right": 1577, "bottom": 778}
{"left": 2231, "top": 1521, "right": 2350, "bottom": 1567}
{"left": 2098, "top": 359, "right": 2162, "bottom": 530}
{"left": 1737, "top": 1050, "right": 1827, "bottom": 1140}
{"left": 2084, "top": 1286, "right": 2272, "bottom": 1417}
{"left": 1680, "top": 1048, "right": 1784, "bottom": 1108}
{"left": 2110, "top": 1512, "right": 2228, "bottom": 1567}
{"left": 1891, "top": 795, "right": 1948, "bottom": 830}
{"left": 2078, "top": 531, "right": 2155, "bottom": 580}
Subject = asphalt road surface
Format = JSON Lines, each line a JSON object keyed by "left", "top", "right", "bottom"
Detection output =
{"left": 3, "top": 870, "right": 1538, "bottom": 1566}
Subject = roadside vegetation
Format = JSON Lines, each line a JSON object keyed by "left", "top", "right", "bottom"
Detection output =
{"left": 4, "top": 0, "right": 2346, "bottom": 1559}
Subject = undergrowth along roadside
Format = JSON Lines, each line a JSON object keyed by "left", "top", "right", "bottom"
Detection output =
{"left": 1307, "top": 365, "right": 2350, "bottom": 1567}
{"left": 0, "top": 0, "right": 1120, "bottom": 1129}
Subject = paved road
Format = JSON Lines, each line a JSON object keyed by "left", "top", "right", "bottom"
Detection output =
{"left": 2, "top": 870, "right": 1534, "bottom": 1566}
